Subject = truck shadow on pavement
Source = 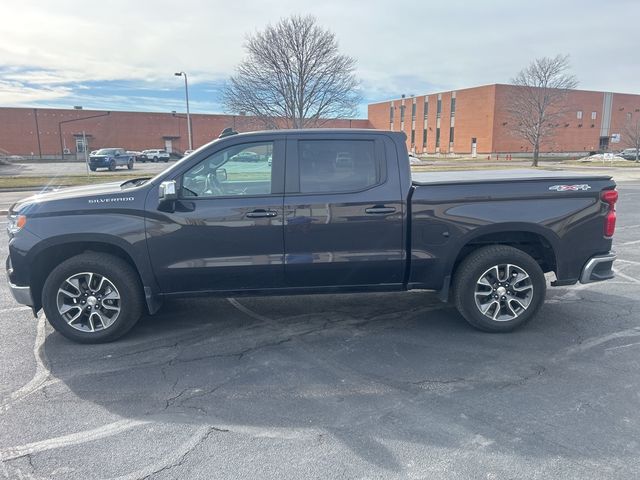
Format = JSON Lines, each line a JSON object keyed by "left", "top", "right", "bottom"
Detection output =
{"left": 41, "top": 289, "right": 640, "bottom": 472}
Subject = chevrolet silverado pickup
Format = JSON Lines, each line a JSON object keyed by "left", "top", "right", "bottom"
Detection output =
{"left": 6, "top": 129, "right": 618, "bottom": 343}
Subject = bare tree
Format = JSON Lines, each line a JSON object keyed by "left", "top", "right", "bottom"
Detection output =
{"left": 622, "top": 118, "right": 640, "bottom": 162}
{"left": 506, "top": 55, "right": 578, "bottom": 166}
{"left": 223, "top": 15, "right": 360, "bottom": 129}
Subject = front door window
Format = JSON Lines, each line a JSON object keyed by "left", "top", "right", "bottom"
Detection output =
{"left": 182, "top": 142, "right": 274, "bottom": 198}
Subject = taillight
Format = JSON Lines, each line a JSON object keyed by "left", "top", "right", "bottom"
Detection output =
{"left": 601, "top": 189, "right": 618, "bottom": 238}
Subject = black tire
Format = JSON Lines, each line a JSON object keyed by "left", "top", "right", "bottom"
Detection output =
{"left": 153, "top": 156, "right": 158, "bottom": 163}
{"left": 89, "top": 166, "right": 97, "bottom": 172}
{"left": 140, "top": 159, "right": 146, "bottom": 163}
{"left": 453, "top": 245, "right": 546, "bottom": 332}
{"left": 42, "top": 253, "right": 144, "bottom": 343}
{"left": 108, "top": 160, "right": 116, "bottom": 171}
{"left": 163, "top": 159, "right": 169, "bottom": 163}
{"left": 127, "top": 160, "right": 134, "bottom": 170}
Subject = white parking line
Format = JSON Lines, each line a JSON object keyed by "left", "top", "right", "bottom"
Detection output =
{"left": 613, "top": 270, "right": 640, "bottom": 284}
{"left": 605, "top": 342, "right": 640, "bottom": 352}
{"left": 0, "top": 316, "right": 51, "bottom": 413}
{"left": 562, "top": 327, "right": 640, "bottom": 358}
{"left": 3, "top": 306, "right": 32, "bottom": 312}
{"left": 618, "top": 239, "right": 640, "bottom": 246}
{"left": 617, "top": 259, "right": 640, "bottom": 266}
{"left": 0, "top": 419, "right": 149, "bottom": 461}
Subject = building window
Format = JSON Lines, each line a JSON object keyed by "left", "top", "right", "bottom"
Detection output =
{"left": 627, "top": 112, "right": 633, "bottom": 121}
{"left": 411, "top": 129, "right": 415, "bottom": 145}
{"left": 389, "top": 105, "right": 394, "bottom": 123}
{"left": 577, "top": 110, "right": 583, "bottom": 120}
{"left": 400, "top": 105, "right": 405, "bottom": 123}
{"left": 449, "top": 127, "right": 455, "bottom": 143}
{"left": 591, "top": 111, "right": 597, "bottom": 120}
{"left": 436, "top": 98, "right": 442, "bottom": 118}
{"left": 423, "top": 129, "right": 427, "bottom": 147}
{"left": 435, "top": 128, "right": 441, "bottom": 148}
{"left": 424, "top": 100, "right": 429, "bottom": 117}
{"left": 411, "top": 102, "right": 416, "bottom": 120}
{"left": 450, "top": 97, "right": 456, "bottom": 116}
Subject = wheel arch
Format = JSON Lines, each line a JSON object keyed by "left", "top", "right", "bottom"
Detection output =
{"left": 439, "top": 224, "right": 558, "bottom": 302}
{"left": 28, "top": 235, "right": 160, "bottom": 314}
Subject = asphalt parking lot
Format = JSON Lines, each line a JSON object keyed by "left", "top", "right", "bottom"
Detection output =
{"left": 0, "top": 182, "right": 639, "bottom": 480}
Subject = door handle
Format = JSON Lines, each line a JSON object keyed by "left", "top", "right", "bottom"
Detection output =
{"left": 365, "top": 206, "right": 396, "bottom": 214}
{"left": 246, "top": 209, "right": 278, "bottom": 218}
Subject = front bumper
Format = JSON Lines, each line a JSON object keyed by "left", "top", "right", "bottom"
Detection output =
{"left": 89, "top": 157, "right": 111, "bottom": 167}
{"left": 580, "top": 253, "right": 616, "bottom": 284}
{"left": 6, "top": 255, "right": 34, "bottom": 306}
{"left": 8, "top": 281, "right": 33, "bottom": 306}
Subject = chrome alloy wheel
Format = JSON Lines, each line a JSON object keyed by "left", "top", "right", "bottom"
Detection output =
{"left": 474, "top": 263, "right": 534, "bottom": 322}
{"left": 56, "top": 272, "right": 121, "bottom": 332}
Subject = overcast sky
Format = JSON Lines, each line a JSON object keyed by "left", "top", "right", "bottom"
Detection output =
{"left": 1, "top": 0, "right": 638, "bottom": 116}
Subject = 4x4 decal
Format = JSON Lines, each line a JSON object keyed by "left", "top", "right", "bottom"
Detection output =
{"left": 548, "top": 184, "right": 592, "bottom": 191}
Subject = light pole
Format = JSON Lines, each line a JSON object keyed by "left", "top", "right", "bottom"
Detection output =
{"left": 174, "top": 71, "right": 193, "bottom": 150}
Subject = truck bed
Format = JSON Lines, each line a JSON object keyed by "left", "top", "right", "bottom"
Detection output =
{"left": 411, "top": 169, "right": 612, "bottom": 186}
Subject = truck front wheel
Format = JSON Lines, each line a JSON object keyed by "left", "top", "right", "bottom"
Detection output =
{"left": 42, "top": 253, "right": 144, "bottom": 343}
{"left": 453, "top": 245, "right": 546, "bottom": 332}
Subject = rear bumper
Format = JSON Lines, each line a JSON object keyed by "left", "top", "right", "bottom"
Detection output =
{"left": 580, "top": 253, "right": 616, "bottom": 284}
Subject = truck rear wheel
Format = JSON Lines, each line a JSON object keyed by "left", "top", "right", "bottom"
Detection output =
{"left": 42, "top": 253, "right": 144, "bottom": 343}
{"left": 453, "top": 245, "right": 546, "bottom": 332}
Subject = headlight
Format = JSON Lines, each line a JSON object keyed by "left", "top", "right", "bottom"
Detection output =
{"left": 7, "top": 214, "right": 26, "bottom": 236}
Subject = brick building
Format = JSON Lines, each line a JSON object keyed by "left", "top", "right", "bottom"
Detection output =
{"left": 368, "top": 84, "right": 640, "bottom": 156}
{"left": 0, "top": 107, "right": 371, "bottom": 159}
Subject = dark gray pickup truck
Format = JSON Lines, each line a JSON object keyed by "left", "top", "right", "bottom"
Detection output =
{"left": 6, "top": 129, "right": 618, "bottom": 343}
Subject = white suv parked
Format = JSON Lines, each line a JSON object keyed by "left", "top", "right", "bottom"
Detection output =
{"left": 140, "top": 149, "right": 171, "bottom": 163}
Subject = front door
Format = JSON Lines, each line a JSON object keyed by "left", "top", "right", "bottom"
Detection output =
{"left": 283, "top": 135, "right": 405, "bottom": 288}
{"left": 145, "top": 138, "right": 286, "bottom": 293}
{"left": 164, "top": 139, "right": 173, "bottom": 154}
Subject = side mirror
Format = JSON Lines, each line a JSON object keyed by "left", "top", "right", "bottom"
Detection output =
{"left": 159, "top": 180, "right": 178, "bottom": 201}
{"left": 115, "top": 151, "right": 121, "bottom": 157}
{"left": 216, "top": 168, "right": 228, "bottom": 182}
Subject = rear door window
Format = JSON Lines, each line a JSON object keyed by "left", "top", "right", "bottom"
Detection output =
{"left": 297, "top": 139, "right": 382, "bottom": 193}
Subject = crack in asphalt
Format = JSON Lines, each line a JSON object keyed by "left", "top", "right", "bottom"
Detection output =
{"left": 137, "top": 426, "right": 219, "bottom": 480}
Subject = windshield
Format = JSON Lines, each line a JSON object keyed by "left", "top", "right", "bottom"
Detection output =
{"left": 95, "top": 148, "right": 118, "bottom": 155}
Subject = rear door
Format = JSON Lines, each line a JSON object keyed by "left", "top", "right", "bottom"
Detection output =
{"left": 283, "top": 133, "right": 405, "bottom": 288}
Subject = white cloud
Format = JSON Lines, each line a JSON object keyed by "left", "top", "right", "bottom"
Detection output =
{"left": 0, "top": 0, "right": 638, "bottom": 109}
{"left": 0, "top": 80, "right": 71, "bottom": 104}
